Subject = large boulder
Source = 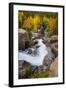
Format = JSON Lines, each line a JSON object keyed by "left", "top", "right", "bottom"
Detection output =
{"left": 18, "top": 29, "right": 29, "bottom": 50}
{"left": 47, "top": 35, "right": 58, "bottom": 57}
{"left": 49, "top": 57, "right": 58, "bottom": 77}
{"left": 43, "top": 47, "right": 55, "bottom": 71}
{"left": 18, "top": 60, "right": 32, "bottom": 79}
{"left": 19, "top": 29, "right": 29, "bottom": 40}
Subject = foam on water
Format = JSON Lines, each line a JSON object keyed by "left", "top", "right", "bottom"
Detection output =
{"left": 18, "top": 39, "right": 48, "bottom": 66}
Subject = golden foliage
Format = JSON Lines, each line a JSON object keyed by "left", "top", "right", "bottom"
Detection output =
{"left": 33, "top": 15, "right": 41, "bottom": 30}
{"left": 43, "top": 16, "right": 57, "bottom": 31}
{"left": 22, "top": 16, "right": 34, "bottom": 30}
{"left": 48, "top": 17, "right": 57, "bottom": 31}
{"left": 18, "top": 11, "right": 58, "bottom": 34}
{"left": 22, "top": 15, "right": 41, "bottom": 30}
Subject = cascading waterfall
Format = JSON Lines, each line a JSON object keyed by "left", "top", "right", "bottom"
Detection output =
{"left": 18, "top": 39, "right": 48, "bottom": 66}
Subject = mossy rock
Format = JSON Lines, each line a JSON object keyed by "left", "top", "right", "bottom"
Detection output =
{"left": 24, "top": 68, "right": 33, "bottom": 78}
{"left": 32, "top": 71, "right": 49, "bottom": 78}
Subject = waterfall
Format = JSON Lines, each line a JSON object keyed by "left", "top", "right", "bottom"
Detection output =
{"left": 18, "top": 39, "right": 48, "bottom": 66}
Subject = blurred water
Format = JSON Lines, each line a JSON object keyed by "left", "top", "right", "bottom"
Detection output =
{"left": 18, "top": 39, "right": 48, "bottom": 66}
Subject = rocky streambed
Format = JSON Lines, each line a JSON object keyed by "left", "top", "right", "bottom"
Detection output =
{"left": 18, "top": 35, "right": 58, "bottom": 79}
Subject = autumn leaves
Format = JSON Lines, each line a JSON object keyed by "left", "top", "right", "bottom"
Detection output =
{"left": 18, "top": 11, "right": 58, "bottom": 35}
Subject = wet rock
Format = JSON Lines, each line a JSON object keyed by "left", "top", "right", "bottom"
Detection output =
{"left": 51, "top": 42, "right": 58, "bottom": 57}
{"left": 27, "top": 48, "right": 33, "bottom": 54}
{"left": 50, "top": 35, "right": 58, "bottom": 43}
{"left": 18, "top": 60, "right": 32, "bottom": 79}
{"left": 43, "top": 47, "right": 55, "bottom": 71}
{"left": 32, "top": 66, "right": 38, "bottom": 73}
{"left": 43, "top": 55, "right": 52, "bottom": 71}
{"left": 32, "top": 32, "right": 41, "bottom": 40}
{"left": 42, "top": 37, "right": 50, "bottom": 44}
{"left": 26, "top": 46, "right": 40, "bottom": 56}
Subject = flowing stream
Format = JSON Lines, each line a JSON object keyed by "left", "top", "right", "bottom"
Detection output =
{"left": 18, "top": 39, "right": 48, "bottom": 66}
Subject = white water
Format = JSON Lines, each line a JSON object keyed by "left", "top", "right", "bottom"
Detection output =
{"left": 18, "top": 39, "right": 48, "bottom": 66}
